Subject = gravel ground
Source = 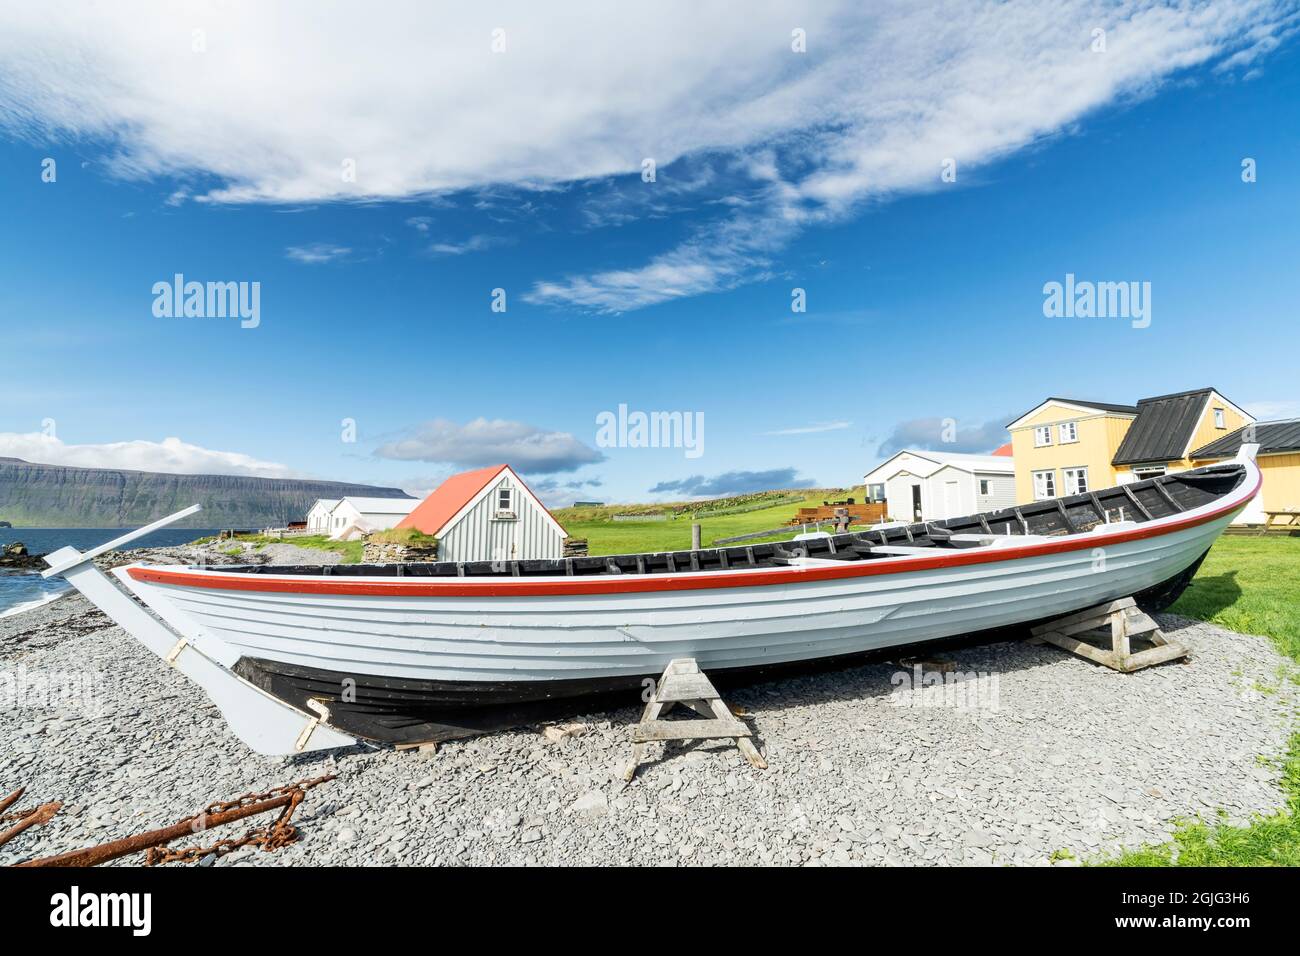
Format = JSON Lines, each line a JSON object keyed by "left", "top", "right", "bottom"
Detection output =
{"left": 1, "top": 544, "right": 1294, "bottom": 867}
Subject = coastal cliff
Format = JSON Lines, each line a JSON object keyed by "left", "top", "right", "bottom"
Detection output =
{"left": 0, "top": 457, "right": 412, "bottom": 528}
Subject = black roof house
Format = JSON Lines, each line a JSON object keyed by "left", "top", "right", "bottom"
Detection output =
{"left": 1191, "top": 419, "right": 1300, "bottom": 460}
{"left": 1111, "top": 388, "right": 1228, "bottom": 466}
{"left": 1005, "top": 398, "right": 1137, "bottom": 428}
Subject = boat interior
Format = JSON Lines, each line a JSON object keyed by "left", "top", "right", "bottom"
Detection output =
{"left": 208, "top": 462, "right": 1246, "bottom": 579}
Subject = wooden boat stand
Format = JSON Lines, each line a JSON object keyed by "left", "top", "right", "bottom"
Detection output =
{"left": 1030, "top": 597, "right": 1188, "bottom": 672}
{"left": 623, "top": 658, "right": 767, "bottom": 781}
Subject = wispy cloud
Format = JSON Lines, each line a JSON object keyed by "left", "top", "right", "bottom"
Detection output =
{"left": 374, "top": 418, "right": 604, "bottom": 473}
{"left": 285, "top": 242, "right": 351, "bottom": 264}
{"left": 1244, "top": 399, "right": 1300, "bottom": 420}
{"left": 0, "top": 1, "right": 1293, "bottom": 311}
{"left": 649, "top": 468, "right": 816, "bottom": 498}
{"left": 763, "top": 421, "right": 853, "bottom": 436}
{"left": 428, "top": 235, "right": 511, "bottom": 256}
{"left": 0, "top": 433, "right": 301, "bottom": 478}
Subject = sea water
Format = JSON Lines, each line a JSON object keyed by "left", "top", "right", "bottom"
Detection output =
{"left": 0, "top": 528, "right": 219, "bottom": 616}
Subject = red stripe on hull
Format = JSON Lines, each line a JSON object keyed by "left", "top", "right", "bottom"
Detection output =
{"left": 127, "top": 477, "right": 1255, "bottom": 598}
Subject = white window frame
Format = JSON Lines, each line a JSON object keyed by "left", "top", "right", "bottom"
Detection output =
{"left": 1032, "top": 469, "right": 1056, "bottom": 501}
{"left": 1213, "top": 407, "right": 1226, "bottom": 429}
{"left": 1062, "top": 466, "right": 1089, "bottom": 495}
{"left": 494, "top": 487, "right": 516, "bottom": 518}
{"left": 1132, "top": 465, "right": 1166, "bottom": 480}
{"left": 978, "top": 479, "right": 991, "bottom": 496}
{"left": 1058, "top": 421, "right": 1078, "bottom": 444}
{"left": 1033, "top": 425, "right": 1053, "bottom": 448}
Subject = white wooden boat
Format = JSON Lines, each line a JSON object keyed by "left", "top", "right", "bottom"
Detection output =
{"left": 44, "top": 446, "right": 1261, "bottom": 754}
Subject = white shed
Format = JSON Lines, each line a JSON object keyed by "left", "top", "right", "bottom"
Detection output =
{"left": 305, "top": 499, "right": 339, "bottom": 534}
{"left": 396, "top": 464, "right": 568, "bottom": 563}
{"left": 327, "top": 496, "right": 418, "bottom": 540}
{"left": 864, "top": 450, "right": 1016, "bottom": 523}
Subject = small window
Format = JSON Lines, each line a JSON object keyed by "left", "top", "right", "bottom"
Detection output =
{"left": 1058, "top": 421, "right": 1078, "bottom": 444}
{"left": 1062, "top": 467, "right": 1089, "bottom": 494}
{"left": 495, "top": 487, "right": 515, "bottom": 515}
{"left": 1032, "top": 469, "right": 1056, "bottom": 501}
{"left": 1034, "top": 425, "right": 1052, "bottom": 447}
{"left": 1132, "top": 465, "right": 1166, "bottom": 480}
{"left": 1213, "top": 407, "right": 1225, "bottom": 429}
{"left": 979, "top": 479, "right": 991, "bottom": 496}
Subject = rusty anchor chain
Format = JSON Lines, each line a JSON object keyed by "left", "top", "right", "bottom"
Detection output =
{"left": 143, "top": 777, "right": 321, "bottom": 865}
{"left": 17, "top": 774, "right": 335, "bottom": 868}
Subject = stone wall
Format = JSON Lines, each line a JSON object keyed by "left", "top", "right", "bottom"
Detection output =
{"left": 362, "top": 537, "right": 439, "bottom": 564}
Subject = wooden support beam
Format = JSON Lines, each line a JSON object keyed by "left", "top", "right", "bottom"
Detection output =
{"left": 1031, "top": 596, "right": 1186, "bottom": 672}
{"left": 623, "top": 658, "right": 767, "bottom": 780}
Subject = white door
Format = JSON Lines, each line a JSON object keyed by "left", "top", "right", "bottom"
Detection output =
{"left": 942, "top": 480, "right": 959, "bottom": 519}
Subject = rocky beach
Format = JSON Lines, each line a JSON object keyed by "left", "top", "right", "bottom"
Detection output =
{"left": 0, "top": 540, "right": 1295, "bottom": 867}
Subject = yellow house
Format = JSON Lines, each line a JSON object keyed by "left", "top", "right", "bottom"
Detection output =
{"left": 1006, "top": 388, "right": 1254, "bottom": 505}
{"left": 1191, "top": 419, "right": 1300, "bottom": 524}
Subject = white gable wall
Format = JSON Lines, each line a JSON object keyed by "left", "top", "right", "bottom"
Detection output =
{"left": 926, "top": 465, "right": 975, "bottom": 520}
{"left": 437, "top": 470, "right": 566, "bottom": 563}
{"left": 306, "top": 500, "right": 338, "bottom": 534}
{"left": 327, "top": 499, "right": 414, "bottom": 539}
{"left": 884, "top": 471, "right": 927, "bottom": 522}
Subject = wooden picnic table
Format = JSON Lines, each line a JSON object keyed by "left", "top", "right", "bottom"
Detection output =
{"left": 1260, "top": 510, "right": 1300, "bottom": 535}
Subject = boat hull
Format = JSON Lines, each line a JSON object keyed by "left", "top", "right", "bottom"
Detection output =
{"left": 229, "top": 550, "right": 1208, "bottom": 744}
{"left": 115, "top": 506, "right": 1238, "bottom": 742}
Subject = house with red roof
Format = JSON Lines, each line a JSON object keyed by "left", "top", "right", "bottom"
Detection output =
{"left": 396, "top": 464, "right": 569, "bottom": 563}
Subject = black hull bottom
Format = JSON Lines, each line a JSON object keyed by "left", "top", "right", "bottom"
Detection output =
{"left": 232, "top": 556, "right": 1206, "bottom": 746}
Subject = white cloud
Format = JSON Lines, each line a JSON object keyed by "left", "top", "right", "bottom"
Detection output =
{"left": 0, "top": 433, "right": 301, "bottom": 478}
{"left": 428, "top": 235, "right": 510, "bottom": 256}
{"left": 0, "top": 2, "right": 1293, "bottom": 310}
{"left": 285, "top": 242, "right": 351, "bottom": 264}
{"left": 1244, "top": 400, "right": 1300, "bottom": 421}
{"left": 763, "top": 421, "right": 854, "bottom": 436}
{"left": 374, "top": 418, "right": 604, "bottom": 473}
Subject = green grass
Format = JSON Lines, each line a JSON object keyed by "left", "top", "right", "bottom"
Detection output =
{"left": 366, "top": 527, "right": 439, "bottom": 547}
{"left": 1168, "top": 536, "right": 1300, "bottom": 662}
{"left": 1096, "top": 536, "right": 1300, "bottom": 866}
{"left": 555, "top": 486, "right": 869, "bottom": 556}
{"left": 1099, "top": 734, "right": 1300, "bottom": 866}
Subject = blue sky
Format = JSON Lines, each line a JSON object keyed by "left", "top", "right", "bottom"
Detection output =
{"left": 1, "top": 3, "right": 1298, "bottom": 505}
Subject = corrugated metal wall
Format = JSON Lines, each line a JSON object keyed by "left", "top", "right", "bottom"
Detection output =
{"left": 439, "top": 474, "right": 565, "bottom": 562}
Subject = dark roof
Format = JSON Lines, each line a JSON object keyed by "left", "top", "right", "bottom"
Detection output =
{"left": 1007, "top": 397, "right": 1138, "bottom": 428}
{"left": 1191, "top": 419, "right": 1300, "bottom": 459}
{"left": 1111, "top": 388, "right": 1215, "bottom": 465}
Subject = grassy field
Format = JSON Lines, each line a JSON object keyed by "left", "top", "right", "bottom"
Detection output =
{"left": 554, "top": 486, "right": 868, "bottom": 555}
{"left": 1169, "top": 536, "right": 1300, "bottom": 661}
{"left": 1100, "top": 535, "right": 1300, "bottom": 866}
